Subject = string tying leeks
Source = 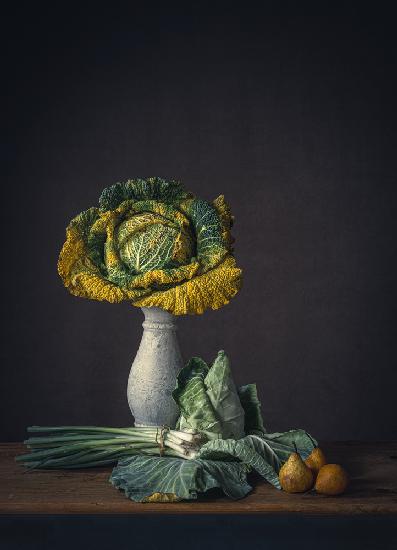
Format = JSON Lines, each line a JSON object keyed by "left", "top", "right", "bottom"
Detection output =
{"left": 16, "top": 426, "right": 205, "bottom": 469}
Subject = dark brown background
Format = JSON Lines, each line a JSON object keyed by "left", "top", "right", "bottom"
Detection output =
{"left": 2, "top": 5, "right": 397, "bottom": 442}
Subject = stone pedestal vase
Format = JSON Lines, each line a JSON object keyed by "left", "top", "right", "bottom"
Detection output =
{"left": 127, "top": 307, "right": 183, "bottom": 427}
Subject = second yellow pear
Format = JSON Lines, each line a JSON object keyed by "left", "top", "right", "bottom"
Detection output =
{"left": 305, "top": 447, "right": 327, "bottom": 479}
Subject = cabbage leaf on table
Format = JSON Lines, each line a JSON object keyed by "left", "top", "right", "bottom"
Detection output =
{"left": 111, "top": 350, "right": 316, "bottom": 502}
{"left": 111, "top": 456, "right": 252, "bottom": 502}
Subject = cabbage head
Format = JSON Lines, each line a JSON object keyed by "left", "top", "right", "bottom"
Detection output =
{"left": 58, "top": 177, "right": 242, "bottom": 315}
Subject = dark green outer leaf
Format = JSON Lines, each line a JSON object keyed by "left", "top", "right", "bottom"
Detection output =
{"left": 198, "top": 436, "right": 281, "bottom": 488}
{"left": 182, "top": 198, "right": 227, "bottom": 269}
{"left": 110, "top": 455, "right": 252, "bottom": 502}
{"left": 175, "top": 356, "right": 208, "bottom": 387}
{"left": 197, "top": 430, "right": 317, "bottom": 490}
{"left": 238, "top": 384, "right": 266, "bottom": 434}
{"left": 261, "top": 429, "right": 317, "bottom": 462}
{"left": 99, "top": 178, "right": 190, "bottom": 211}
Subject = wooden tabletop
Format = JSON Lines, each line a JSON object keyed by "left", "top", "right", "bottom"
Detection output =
{"left": 1, "top": 442, "right": 396, "bottom": 515}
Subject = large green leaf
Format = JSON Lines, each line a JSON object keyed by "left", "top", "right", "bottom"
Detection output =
{"left": 198, "top": 436, "right": 280, "bottom": 488}
{"left": 238, "top": 384, "right": 266, "bottom": 434}
{"left": 173, "top": 351, "right": 245, "bottom": 439}
{"left": 110, "top": 455, "right": 252, "bottom": 502}
{"left": 204, "top": 351, "right": 245, "bottom": 440}
{"left": 173, "top": 357, "right": 221, "bottom": 437}
{"left": 259, "top": 429, "right": 317, "bottom": 463}
{"left": 198, "top": 430, "right": 317, "bottom": 489}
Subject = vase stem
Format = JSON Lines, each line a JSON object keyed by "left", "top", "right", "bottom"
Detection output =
{"left": 127, "top": 307, "right": 183, "bottom": 427}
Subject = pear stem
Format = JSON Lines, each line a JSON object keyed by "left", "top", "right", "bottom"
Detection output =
{"left": 293, "top": 441, "right": 299, "bottom": 455}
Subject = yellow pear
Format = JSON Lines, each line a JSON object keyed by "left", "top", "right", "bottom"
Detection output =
{"left": 305, "top": 447, "right": 327, "bottom": 479}
{"left": 315, "top": 464, "right": 349, "bottom": 495}
{"left": 279, "top": 449, "right": 314, "bottom": 493}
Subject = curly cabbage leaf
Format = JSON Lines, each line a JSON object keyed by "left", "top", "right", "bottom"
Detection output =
{"left": 58, "top": 177, "right": 242, "bottom": 315}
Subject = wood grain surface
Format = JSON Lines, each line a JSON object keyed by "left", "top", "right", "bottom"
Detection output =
{"left": 1, "top": 442, "right": 396, "bottom": 515}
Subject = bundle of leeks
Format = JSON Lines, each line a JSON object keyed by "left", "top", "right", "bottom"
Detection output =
{"left": 16, "top": 426, "right": 204, "bottom": 469}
